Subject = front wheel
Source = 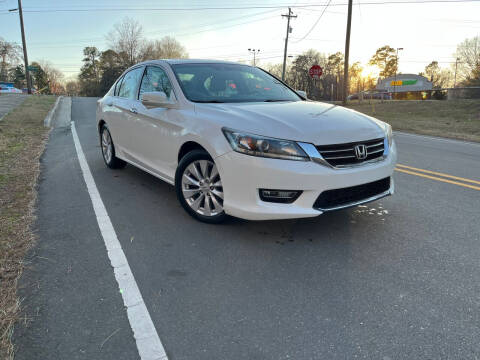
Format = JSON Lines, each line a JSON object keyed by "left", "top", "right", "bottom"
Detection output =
{"left": 175, "top": 150, "right": 227, "bottom": 223}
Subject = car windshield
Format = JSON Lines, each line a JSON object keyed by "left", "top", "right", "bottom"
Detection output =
{"left": 171, "top": 63, "right": 302, "bottom": 103}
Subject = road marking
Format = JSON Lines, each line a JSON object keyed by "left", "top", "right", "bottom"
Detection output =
{"left": 397, "top": 164, "right": 480, "bottom": 185}
{"left": 395, "top": 168, "right": 480, "bottom": 191}
{"left": 71, "top": 121, "right": 168, "bottom": 360}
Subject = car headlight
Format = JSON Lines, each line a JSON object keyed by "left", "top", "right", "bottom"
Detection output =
{"left": 384, "top": 123, "right": 393, "bottom": 147}
{"left": 222, "top": 128, "right": 309, "bottom": 161}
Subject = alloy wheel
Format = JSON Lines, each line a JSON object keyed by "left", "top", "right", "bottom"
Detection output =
{"left": 181, "top": 160, "right": 224, "bottom": 216}
{"left": 101, "top": 129, "right": 113, "bottom": 164}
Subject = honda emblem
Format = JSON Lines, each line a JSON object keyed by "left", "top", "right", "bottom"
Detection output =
{"left": 354, "top": 144, "right": 367, "bottom": 160}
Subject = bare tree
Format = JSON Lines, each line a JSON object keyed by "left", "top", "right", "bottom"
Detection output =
{"left": 0, "top": 37, "right": 22, "bottom": 81}
{"left": 107, "top": 17, "right": 145, "bottom": 67}
{"left": 349, "top": 61, "right": 363, "bottom": 94}
{"left": 37, "top": 60, "right": 65, "bottom": 94}
{"left": 65, "top": 80, "right": 80, "bottom": 96}
{"left": 141, "top": 36, "right": 188, "bottom": 60}
{"left": 424, "top": 61, "right": 453, "bottom": 89}
{"left": 455, "top": 36, "right": 480, "bottom": 84}
{"left": 264, "top": 63, "right": 284, "bottom": 79}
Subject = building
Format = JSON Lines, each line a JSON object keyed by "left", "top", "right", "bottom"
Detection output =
{"left": 376, "top": 74, "right": 433, "bottom": 93}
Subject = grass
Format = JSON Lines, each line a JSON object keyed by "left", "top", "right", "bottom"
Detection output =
{"left": 0, "top": 95, "right": 56, "bottom": 360}
{"left": 343, "top": 100, "right": 480, "bottom": 142}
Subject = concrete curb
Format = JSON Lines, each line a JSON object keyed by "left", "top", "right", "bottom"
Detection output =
{"left": 44, "top": 96, "right": 63, "bottom": 127}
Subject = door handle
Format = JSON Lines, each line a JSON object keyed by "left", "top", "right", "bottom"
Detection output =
{"left": 129, "top": 107, "right": 138, "bottom": 114}
{"left": 105, "top": 101, "right": 113, "bottom": 106}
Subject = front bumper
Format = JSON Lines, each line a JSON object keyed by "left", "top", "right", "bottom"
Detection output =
{"left": 214, "top": 141, "right": 397, "bottom": 220}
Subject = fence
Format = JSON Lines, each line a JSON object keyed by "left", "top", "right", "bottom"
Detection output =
{"left": 350, "top": 87, "right": 480, "bottom": 101}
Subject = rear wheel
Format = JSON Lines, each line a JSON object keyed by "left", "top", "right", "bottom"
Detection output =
{"left": 100, "top": 125, "right": 126, "bottom": 169}
{"left": 175, "top": 150, "right": 227, "bottom": 223}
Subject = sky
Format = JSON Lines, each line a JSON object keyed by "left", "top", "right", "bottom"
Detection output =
{"left": 1, "top": 0, "right": 479, "bottom": 80}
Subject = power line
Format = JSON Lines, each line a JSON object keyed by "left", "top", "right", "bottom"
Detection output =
{"left": 1, "top": 0, "right": 479, "bottom": 14}
{"left": 292, "top": 0, "right": 333, "bottom": 43}
{"left": 144, "top": 8, "right": 279, "bottom": 36}
{"left": 25, "top": 9, "right": 280, "bottom": 46}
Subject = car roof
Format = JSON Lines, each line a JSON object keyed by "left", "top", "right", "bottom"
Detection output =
{"left": 137, "top": 59, "right": 248, "bottom": 66}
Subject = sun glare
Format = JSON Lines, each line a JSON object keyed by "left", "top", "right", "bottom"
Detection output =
{"left": 361, "top": 65, "right": 380, "bottom": 79}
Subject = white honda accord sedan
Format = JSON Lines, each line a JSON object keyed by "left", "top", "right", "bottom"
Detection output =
{"left": 97, "top": 59, "right": 397, "bottom": 223}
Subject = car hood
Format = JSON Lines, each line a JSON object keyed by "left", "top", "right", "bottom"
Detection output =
{"left": 194, "top": 100, "right": 386, "bottom": 145}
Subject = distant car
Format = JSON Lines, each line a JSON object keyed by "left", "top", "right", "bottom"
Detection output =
{"left": 0, "top": 86, "right": 23, "bottom": 94}
{"left": 348, "top": 92, "right": 392, "bottom": 100}
{"left": 97, "top": 59, "right": 396, "bottom": 223}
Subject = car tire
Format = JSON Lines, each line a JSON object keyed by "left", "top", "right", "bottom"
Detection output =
{"left": 175, "top": 150, "right": 227, "bottom": 224}
{"left": 100, "top": 124, "right": 127, "bottom": 169}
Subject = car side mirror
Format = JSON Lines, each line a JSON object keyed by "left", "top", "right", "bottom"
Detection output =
{"left": 296, "top": 90, "right": 307, "bottom": 99}
{"left": 141, "top": 91, "right": 178, "bottom": 109}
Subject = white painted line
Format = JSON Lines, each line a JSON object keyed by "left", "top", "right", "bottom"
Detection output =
{"left": 71, "top": 121, "right": 168, "bottom": 360}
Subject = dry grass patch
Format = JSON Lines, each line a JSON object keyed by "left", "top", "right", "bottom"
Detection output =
{"left": 344, "top": 100, "right": 480, "bottom": 142}
{"left": 0, "top": 95, "right": 56, "bottom": 359}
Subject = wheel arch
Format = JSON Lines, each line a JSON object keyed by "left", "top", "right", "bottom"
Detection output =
{"left": 178, "top": 141, "right": 210, "bottom": 163}
{"left": 98, "top": 119, "right": 106, "bottom": 134}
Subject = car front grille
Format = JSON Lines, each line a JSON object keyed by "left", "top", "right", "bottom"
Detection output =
{"left": 315, "top": 138, "right": 385, "bottom": 167}
{"left": 313, "top": 177, "right": 391, "bottom": 210}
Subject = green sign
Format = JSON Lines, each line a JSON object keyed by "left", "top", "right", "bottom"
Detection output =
{"left": 27, "top": 65, "right": 39, "bottom": 72}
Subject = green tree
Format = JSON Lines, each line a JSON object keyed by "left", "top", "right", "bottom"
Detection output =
{"left": 99, "top": 49, "right": 124, "bottom": 95}
{"left": 326, "top": 52, "right": 344, "bottom": 75}
{"left": 30, "top": 61, "right": 49, "bottom": 92}
{"left": 369, "top": 45, "right": 397, "bottom": 78}
{"left": 79, "top": 46, "right": 101, "bottom": 96}
{"left": 289, "top": 49, "right": 327, "bottom": 100}
{"left": 9, "top": 64, "right": 25, "bottom": 89}
{"left": 325, "top": 52, "right": 344, "bottom": 100}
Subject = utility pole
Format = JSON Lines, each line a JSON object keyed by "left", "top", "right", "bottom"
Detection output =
{"left": 342, "top": 0, "right": 353, "bottom": 104}
{"left": 10, "top": 0, "right": 32, "bottom": 94}
{"left": 393, "top": 47, "right": 403, "bottom": 98}
{"left": 453, "top": 57, "right": 460, "bottom": 88}
{"left": 281, "top": 8, "right": 296, "bottom": 81}
{"left": 248, "top": 48, "right": 260, "bottom": 67}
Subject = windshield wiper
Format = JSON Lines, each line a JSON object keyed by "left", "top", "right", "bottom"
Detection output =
{"left": 263, "top": 99, "right": 289, "bottom": 102}
{"left": 194, "top": 100, "right": 225, "bottom": 103}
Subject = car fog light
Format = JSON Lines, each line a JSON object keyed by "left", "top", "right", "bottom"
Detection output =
{"left": 259, "top": 189, "right": 302, "bottom": 203}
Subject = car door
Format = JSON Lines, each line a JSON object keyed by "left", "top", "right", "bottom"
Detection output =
{"left": 101, "top": 75, "right": 124, "bottom": 150}
{"left": 112, "top": 66, "right": 145, "bottom": 160}
{"left": 132, "top": 65, "right": 184, "bottom": 182}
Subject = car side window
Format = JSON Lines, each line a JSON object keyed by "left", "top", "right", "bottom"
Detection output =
{"left": 139, "top": 66, "right": 173, "bottom": 99}
{"left": 118, "top": 67, "right": 144, "bottom": 99}
{"left": 114, "top": 76, "right": 124, "bottom": 96}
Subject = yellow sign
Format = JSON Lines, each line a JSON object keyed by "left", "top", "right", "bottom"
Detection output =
{"left": 390, "top": 80, "right": 403, "bottom": 86}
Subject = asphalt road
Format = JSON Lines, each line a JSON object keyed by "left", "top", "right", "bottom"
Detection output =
{"left": 15, "top": 97, "right": 480, "bottom": 359}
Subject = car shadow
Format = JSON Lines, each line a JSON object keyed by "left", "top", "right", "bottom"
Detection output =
{"left": 105, "top": 159, "right": 393, "bottom": 252}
